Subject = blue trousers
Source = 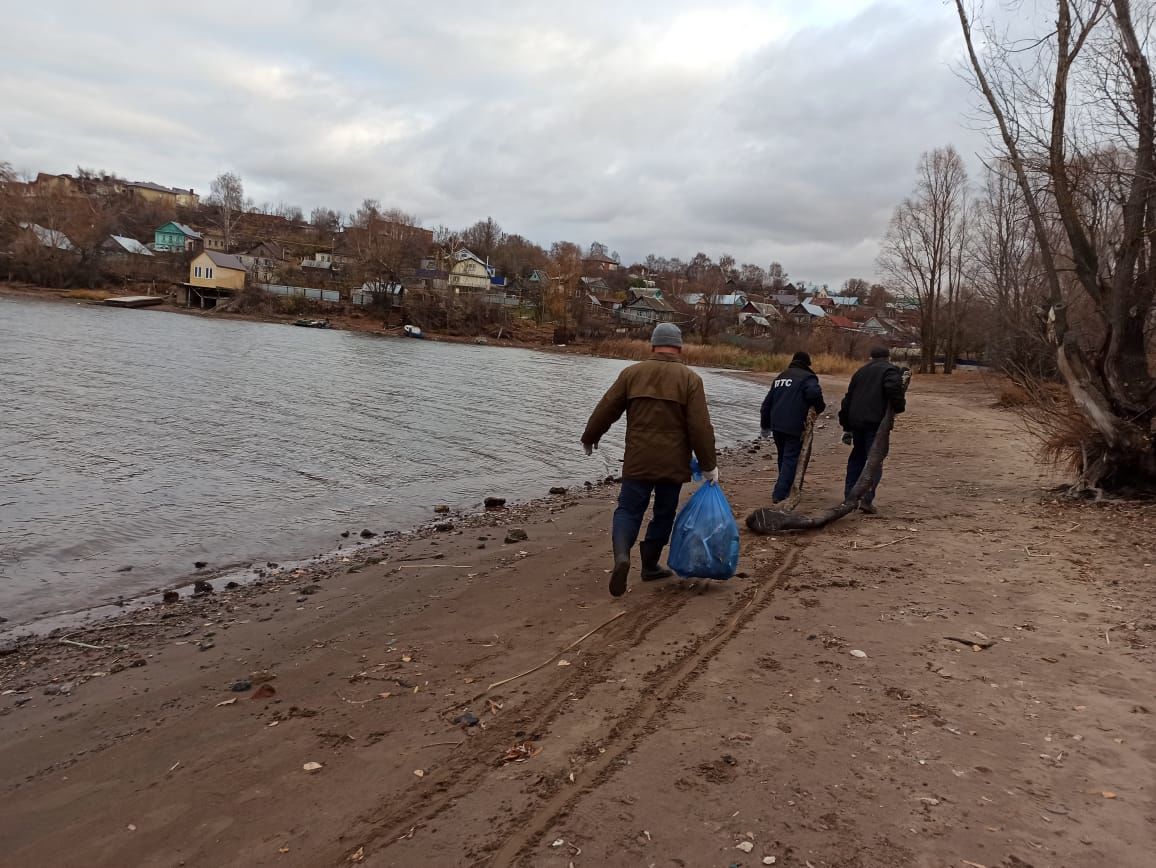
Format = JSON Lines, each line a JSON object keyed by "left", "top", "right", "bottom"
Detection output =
{"left": 612, "top": 479, "right": 683, "bottom": 553}
{"left": 844, "top": 426, "right": 882, "bottom": 504}
{"left": 772, "top": 431, "right": 803, "bottom": 503}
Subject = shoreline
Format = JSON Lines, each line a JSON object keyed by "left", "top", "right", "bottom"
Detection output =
{"left": 2, "top": 375, "right": 1153, "bottom": 867}
{"left": 1, "top": 427, "right": 762, "bottom": 641}
{"left": 0, "top": 468, "right": 643, "bottom": 642}
{"left": 0, "top": 281, "right": 874, "bottom": 374}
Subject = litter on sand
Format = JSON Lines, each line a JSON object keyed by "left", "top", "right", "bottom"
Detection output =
{"left": 502, "top": 742, "right": 542, "bottom": 764}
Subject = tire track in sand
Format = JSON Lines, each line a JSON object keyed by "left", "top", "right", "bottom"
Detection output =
{"left": 337, "top": 577, "right": 700, "bottom": 862}
{"left": 335, "top": 546, "right": 798, "bottom": 865}
{"left": 489, "top": 546, "right": 799, "bottom": 866}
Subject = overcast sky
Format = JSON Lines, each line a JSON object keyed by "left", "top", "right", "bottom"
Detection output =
{"left": 0, "top": 1, "right": 990, "bottom": 286}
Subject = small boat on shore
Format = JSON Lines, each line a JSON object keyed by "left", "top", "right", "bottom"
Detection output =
{"left": 103, "top": 295, "right": 164, "bottom": 309}
{"left": 294, "top": 319, "right": 330, "bottom": 329}
{"left": 403, "top": 324, "right": 424, "bottom": 339}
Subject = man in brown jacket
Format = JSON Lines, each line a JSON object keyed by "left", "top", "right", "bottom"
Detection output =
{"left": 582, "top": 322, "right": 719, "bottom": 597}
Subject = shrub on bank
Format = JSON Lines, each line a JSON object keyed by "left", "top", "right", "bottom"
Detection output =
{"left": 62, "top": 289, "right": 114, "bottom": 300}
{"left": 586, "top": 338, "right": 861, "bottom": 375}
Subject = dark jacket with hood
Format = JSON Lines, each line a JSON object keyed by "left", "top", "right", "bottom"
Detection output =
{"left": 839, "top": 358, "right": 906, "bottom": 431}
{"left": 760, "top": 362, "right": 826, "bottom": 437}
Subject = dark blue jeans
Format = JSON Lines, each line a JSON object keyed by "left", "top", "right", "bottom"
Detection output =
{"left": 772, "top": 431, "right": 803, "bottom": 503}
{"left": 844, "top": 426, "right": 882, "bottom": 504}
{"left": 612, "top": 479, "right": 683, "bottom": 554}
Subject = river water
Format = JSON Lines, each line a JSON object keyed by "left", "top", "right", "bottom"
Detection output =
{"left": 0, "top": 296, "right": 766, "bottom": 628}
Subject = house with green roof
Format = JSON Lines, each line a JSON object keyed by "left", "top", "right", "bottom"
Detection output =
{"left": 153, "top": 221, "right": 202, "bottom": 253}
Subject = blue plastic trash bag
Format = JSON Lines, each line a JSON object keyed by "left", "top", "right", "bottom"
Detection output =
{"left": 667, "top": 482, "right": 741, "bottom": 580}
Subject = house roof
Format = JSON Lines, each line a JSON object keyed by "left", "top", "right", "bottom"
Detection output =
{"left": 129, "top": 180, "right": 187, "bottom": 195}
{"left": 829, "top": 296, "right": 861, "bottom": 307}
{"left": 740, "top": 313, "right": 773, "bottom": 328}
{"left": 771, "top": 293, "right": 799, "bottom": 307}
{"left": 630, "top": 287, "right": 664, "bottom": 300}
{"left": 453, "top": 248, "right": 486, "bottom": 266}
{"left": 203, "top": 250, "right": 247, "bottom": 271}
{"left": 827, "top": 315, "right": 858, "bottom": 330}
{"left": 797, "top": 303, "right": 827, "bottom": 318}
{"left": 746, "top": 301, "right": 782, "bottom": 319}
{"left": 625, "top": 295, "right": 675, "bottom": 312}
{"left": 245, "top": 241, "right": 289, "bottom": 260}
{"left": 108, "top": 235, "right": 154, "bottom": 256}
{"left": 684, "top": 292, "right": 746, "bottom": 306}
{"left": 588, "top": 293, "right": 622, "bottom": 308}
{"left": 158, "top": 221, "right": 201, "bottom": 239}
{"left": 583, "top": 252, "right": 618, "bottom": 265}
{"left": 20, "top": 222, "right": 74, "bottom": 250}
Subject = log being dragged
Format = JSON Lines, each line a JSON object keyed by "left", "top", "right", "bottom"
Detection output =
{"left": 746, "top": 396, "right": 902, "bottom": 535}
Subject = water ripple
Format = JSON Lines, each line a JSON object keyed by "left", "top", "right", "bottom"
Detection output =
{"left": 0, "top": 296, "right": 765, "bottom": 625}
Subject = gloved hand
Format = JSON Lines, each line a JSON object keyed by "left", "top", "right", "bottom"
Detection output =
{"left": 702, "top": 467, "right": 719, "bottom": 484}
{"left": 760, "top": 428, "right": 773, "bottom": 439}
{"left": 841, "top": 431, "right": 854, "bottom": 446}
{"left": 583, "top": 440, "right": 598, "bottom": 456}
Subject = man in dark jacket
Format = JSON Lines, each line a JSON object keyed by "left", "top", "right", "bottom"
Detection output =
{"left": 838, "top": 346, "right": 906, "bottom": 512}
{"left": 582, "top": 322, "right": 718, "bottom": 597}
{"left": 760, "top": 351, "right": 826, "bottom": 503}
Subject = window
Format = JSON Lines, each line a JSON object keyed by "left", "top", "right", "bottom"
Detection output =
{"left": 194, "top": 266, "right": 202, "bottom": 277}
{"left": 206, "top": 267, "right": 214, "bottom": 279}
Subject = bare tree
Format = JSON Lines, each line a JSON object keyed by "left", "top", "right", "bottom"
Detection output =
{"left": 955, "top": 0, "right": 1156, "bottom": 491}
{"left": 877, "top": 146, "right": 970, "bottom": 373}
{"left": 461, "top": 217, "right": 504, "bottom": 261}
{"left": 768, "top": 261, "right": 788, "bottom": 291}
{"left": 717, "top": 253, "right": 737, "bottom": 282}
{"left": 274, "top": 202, "right": 304, "bottom": 223}
{"left": 970, "top": 163, "right": 1053, "bottom": 373}
{"left": 209, "top": 172, "right": 244, "bottom": 251}
{"left": 310, "top": 206, "right": 341, "bottom": 234}
{"left": 840, "top": 277, "right": 871, "bottom": 300}
{"left": 739, "top": 263, "right": 768, "bottom": 290}
{"left": 542, "top": 241, "right": 586, "bottom": 334}
{"left": 348, "top": 204, "right": 426, "bottom": 323}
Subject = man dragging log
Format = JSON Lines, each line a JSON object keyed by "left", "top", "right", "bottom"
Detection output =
{"left": 839, "top": 346, "right": 907, "bottom": 513}
{"left": 760, "top": 351, "right": 826, "bottom": 505}
{"left": 581, "top": 322, "right": 719, "bottom": 597}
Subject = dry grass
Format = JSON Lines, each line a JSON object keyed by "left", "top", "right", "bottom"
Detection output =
{"left": 586, "top": 339, "right": 862, "bottom": 375}
{"left": 995, "top": 381, "right": 1033, "bottom": 408}
{"left": 62, "top": 289, "right": 114, "bottom": 301}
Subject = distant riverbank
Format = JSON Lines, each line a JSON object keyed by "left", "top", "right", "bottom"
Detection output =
{"left": 0, "top": 281, "right": 859, "bottom": 374}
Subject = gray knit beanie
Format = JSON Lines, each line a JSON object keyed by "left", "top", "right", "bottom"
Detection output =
{"left": 651, "top": 322, "right": 683, "bottom": 348}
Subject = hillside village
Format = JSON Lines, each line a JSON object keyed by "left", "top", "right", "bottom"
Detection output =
{"left": 1, "top": 167, "right": 924, "bottom": 355}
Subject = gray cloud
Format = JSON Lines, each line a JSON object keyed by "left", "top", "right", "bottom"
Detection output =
{"left": 1, "top": 0, "right": 990, "bottom": 285}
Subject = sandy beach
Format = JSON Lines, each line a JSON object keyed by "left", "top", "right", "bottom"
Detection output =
{"left": 1, "top": 375, "right": 1154, "bottom": 867}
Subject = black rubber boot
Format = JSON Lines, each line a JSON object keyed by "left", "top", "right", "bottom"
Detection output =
{"left": 639, "top": 541, "right": 673, "bottom": 582}
{"left": 609, "top": 534, "right": 632, "bottom": 598}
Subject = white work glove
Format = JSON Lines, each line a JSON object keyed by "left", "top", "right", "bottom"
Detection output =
{"left": 583, "top": 441, "right": 598, "bottom": 456}
{"left": 760, "top": 428, "right": 773, "bottom": 439}
{"left": 702, "top": 467, "right": 719, "bottom": 484}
